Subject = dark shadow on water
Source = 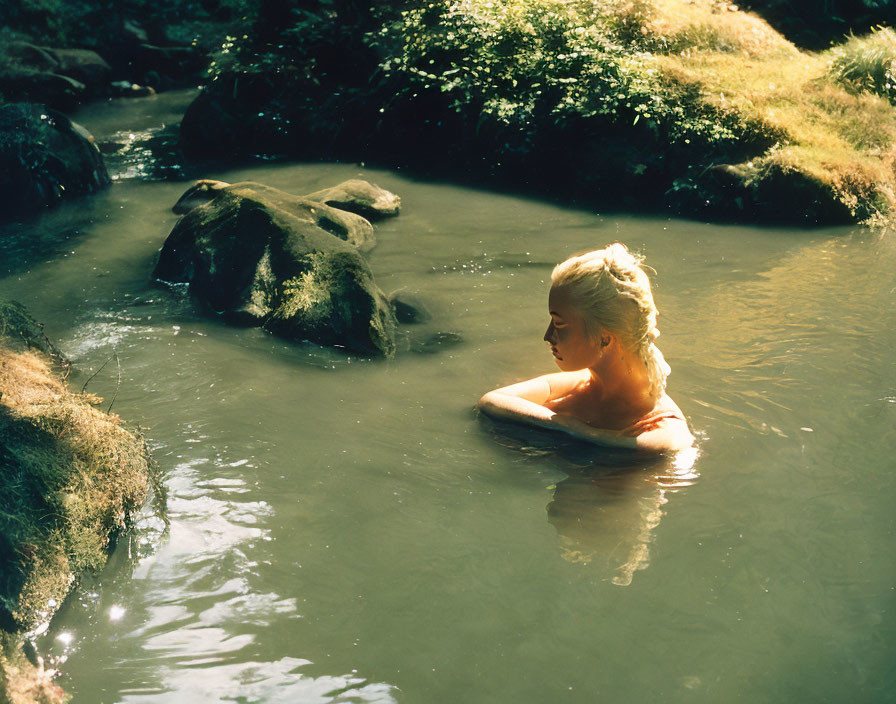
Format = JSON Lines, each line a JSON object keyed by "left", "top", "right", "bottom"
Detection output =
{"left": 480, "top": 414, "right": 699, "bottom": 585}
{"left": 0, "top": 198, "right": 110, "bottom": 278}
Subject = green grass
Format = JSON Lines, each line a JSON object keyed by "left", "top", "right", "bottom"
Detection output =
{"left": 828, "top": 26, "right": 896, "bottom": 104}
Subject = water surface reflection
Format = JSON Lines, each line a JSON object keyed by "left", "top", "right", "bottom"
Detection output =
{"left": 482, "top": 417, "right": 699, "bottom": 585}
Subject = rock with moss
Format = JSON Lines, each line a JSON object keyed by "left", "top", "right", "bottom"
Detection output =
{"left": 0, "top": 299, "right": 154, "bottom": 704}
{"left": 0, "top": 633, "right": 67, "bottom": 704}
{"left": 173, "top": 178, "right": 400, "bottom": 224}
{"left": 0, "top": 41, "right": 111, "bottom": 107}
{"left": 154, "top": 181, "right": 397, "bottom": 356}
{"left": 305, "top": 179, "right": 401, "bottom": 220}
{"left": 46, "top": 47, "right": 112, "bottom": 97}
{"left": 0, "top": 103, "right": 110, "bottom": 222}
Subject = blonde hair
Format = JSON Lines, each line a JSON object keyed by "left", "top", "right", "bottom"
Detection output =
{"left": 551, "top": 243, "right": 671, "bottom": 397}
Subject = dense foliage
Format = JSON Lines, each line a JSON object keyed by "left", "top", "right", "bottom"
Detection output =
{"left": 371, "top": 0, "right": 750, "bottom": 146}
{"left": 189, "top": 0, "right": 896, "bottom": 223}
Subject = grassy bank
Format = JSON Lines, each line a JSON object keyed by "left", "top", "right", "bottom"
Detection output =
{"left": 0, "top": 301, "right": 156, "bottom": 703}
{"left": 181, "top": 0, "right": 896, "bottom": 225}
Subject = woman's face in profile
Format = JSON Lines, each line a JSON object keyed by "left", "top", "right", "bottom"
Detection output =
{"left": 544, "top": 285, "right": 602, "bottom": 372}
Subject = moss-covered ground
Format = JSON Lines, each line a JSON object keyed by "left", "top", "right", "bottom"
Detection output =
{"left": 0, "top": 301, "right": 155, "bottom": 704}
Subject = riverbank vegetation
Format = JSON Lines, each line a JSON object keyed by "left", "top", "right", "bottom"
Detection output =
{"left": 2, "top": 0, "right": 894, "bottom": 225}
{"left": 175, "top": 0, "right": 896, "bottom": 224}
{"left": 0, "top": 301, "right": 156, "bottom": 704}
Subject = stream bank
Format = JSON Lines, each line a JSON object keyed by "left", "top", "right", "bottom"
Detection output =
{"left": 180, "top": 0, "right": 896, "bottom": 226}
{"left": 0, "top": 301, "right": 158, "bottom": 704}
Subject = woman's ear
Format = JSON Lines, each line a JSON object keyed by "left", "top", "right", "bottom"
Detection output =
{"left": 600, "top": 334, "right": 611, "bottom": 348}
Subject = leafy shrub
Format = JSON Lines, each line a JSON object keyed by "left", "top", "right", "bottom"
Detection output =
{"left": 370, "top": 0, "right": 750, "bottom": 146}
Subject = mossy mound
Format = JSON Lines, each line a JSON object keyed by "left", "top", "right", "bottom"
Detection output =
{"left": 180, "top": 0, "right": 896, "bottom": 226}
{"left": 0, "top": 300, "right": 154, "bottom": 703}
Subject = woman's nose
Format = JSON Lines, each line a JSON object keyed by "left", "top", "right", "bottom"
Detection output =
{"left": 544, "top": 322, "right": 554, "bottom": 343}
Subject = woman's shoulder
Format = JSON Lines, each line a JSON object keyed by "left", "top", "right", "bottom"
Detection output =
{"left": 541, "top": 369, "right": 592, "bottom": 396}
{"left": 623, "top": 394, "right": 693, "bottom": 452}
{"left": 654, "top": 394, "right": 687, "bottom": 420}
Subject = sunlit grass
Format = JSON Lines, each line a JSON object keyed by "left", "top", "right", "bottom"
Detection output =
{"left": 828, "top": 26, "right": 896, "bottom": 103}
{"left": 0, "top": 330, "right": 153, "bottom": 631}
{"left": 647, "top": 8, "right": 896, "bottom": 222}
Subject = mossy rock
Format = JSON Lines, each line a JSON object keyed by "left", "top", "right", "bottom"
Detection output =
{"left": 0, "top": 68, "right": 86, "bottom": 112}
{"left": 153, "top": 181, "right": 397, "bottom": 356}
{"left": 0, "top": 338, "right": 152, "bottom": 633}
{"left": 45, "top": 47, "right": 112, "bottom": 98}
{"left": 0, "top": 103, "right": 110, "bottom": 222}
{"left": 305, "top": 179, "right": 401, "bottom": 221}
{"left": 0, "top": 632, "right": 67, "bottom": 704}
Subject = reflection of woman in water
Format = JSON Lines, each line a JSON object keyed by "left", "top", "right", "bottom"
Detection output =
{"left": 478, "top": 243, "right": 693, "bottom": 453}
{"left": 546, "top": 451, "right": 698, "bottom": 584}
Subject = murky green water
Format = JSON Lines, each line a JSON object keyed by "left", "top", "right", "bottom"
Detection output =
{"left": 1, "top": 92, "right": 894, "bottom": 703}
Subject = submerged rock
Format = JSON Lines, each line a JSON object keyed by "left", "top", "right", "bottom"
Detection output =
{"left": 389, "top": 291, "right": 432, "bottom": 325}
{"left": 0, "top": 103, "right": 110, "bottom": 222}
{"left": 409, "top": 331, "right": 463, "bottom": 355}
{"left": 154, "top": 181, "right": 397, "bottom": 356}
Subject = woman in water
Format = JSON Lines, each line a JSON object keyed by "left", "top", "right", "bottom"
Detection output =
{"left": 478, "top": 243, "right": 693, "bottom": 453}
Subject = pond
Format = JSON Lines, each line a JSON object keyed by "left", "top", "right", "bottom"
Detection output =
{"left": 1, "top": 91, "right": 893, "bottom": 703}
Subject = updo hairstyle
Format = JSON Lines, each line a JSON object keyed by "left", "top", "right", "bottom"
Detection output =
{"left": 550, "top": 243, "right": 671, "bottom": 397}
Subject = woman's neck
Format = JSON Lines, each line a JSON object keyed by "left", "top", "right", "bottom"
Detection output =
{"left": 588, "top": 345, "right": 656, "bottom": 414}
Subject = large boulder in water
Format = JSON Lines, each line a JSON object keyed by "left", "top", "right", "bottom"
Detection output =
{"left": 0, "top": 103, "right": 110, "bottom": 222}
{"left": 153, "top": 181, "right": 397, "bottom": 356}
{"left": 47, "top": 47, "right": 112, "bottom": 98}
{"left": 172, "top": 178, "right": 398, "bottom": 231}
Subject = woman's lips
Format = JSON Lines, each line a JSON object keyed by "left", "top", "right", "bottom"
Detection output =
{"left": 551, "top": 347, "right": 561, "bottom": 359}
